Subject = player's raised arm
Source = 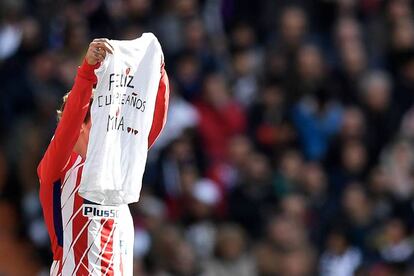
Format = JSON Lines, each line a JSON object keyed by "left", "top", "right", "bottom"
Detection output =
{"left": 37, "top": 39, "right": 114, "bottom": 184}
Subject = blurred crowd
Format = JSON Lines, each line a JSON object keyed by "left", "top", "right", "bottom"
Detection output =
{"left": 2, "top": 0, "right": 414, "bottom": 275}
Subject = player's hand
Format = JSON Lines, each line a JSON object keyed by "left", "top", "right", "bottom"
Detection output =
{"left": 85, "top": 38, "right": 114, "bottom": 65}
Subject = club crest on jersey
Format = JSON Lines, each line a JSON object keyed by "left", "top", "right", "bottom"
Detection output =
{"left": 83, "top": 204, "right": 120, "bottom": 219}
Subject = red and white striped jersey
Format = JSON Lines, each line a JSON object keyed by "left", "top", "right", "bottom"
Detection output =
{"left": 38, "top": 59, "right": 169, "bottom": 275}
{"left": 45, "top": 154, "right": 134, "bottom": 275}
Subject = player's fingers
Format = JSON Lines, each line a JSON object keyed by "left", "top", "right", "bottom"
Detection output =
{"left": 102, "top": 40, "right": 114, "bottom": 52}
{"left": 99, "top": 50, "right": 106, "bottom": 59}
{"left": 90, "top": 39, "right": 114, "bottom": 52}
{"left": 93, "top": 38, "right": 109, "bottom": 44}
{"left": 94, "top": 42, "right": 113, "bottom": 54}
{"left": 97, "top": 55, "right": 105, "bottom": 63}
{"left": 93, "top": 52, "right": 105, "bottom": 61}
{"left": 93, "top": 39, "right": 114, "bottom": 52}
{"left": 92, "top": 48, "right": 100, "bottom": 57}
{"left": 93, "top": 47, "right": 105, "bottom": 54}
{"left": 89, "top": 41, "right": 101, "bottom": 52}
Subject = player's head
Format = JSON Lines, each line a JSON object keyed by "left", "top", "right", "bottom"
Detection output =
{"left": 57, "top": 92, "right": 92, "bottom": 123}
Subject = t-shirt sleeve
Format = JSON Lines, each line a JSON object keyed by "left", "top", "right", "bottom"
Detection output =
{"left": 148, "top": 63, "right": 170, "bottom": 149}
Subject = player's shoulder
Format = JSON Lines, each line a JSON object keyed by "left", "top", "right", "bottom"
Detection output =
{"left": 38, "top": 151, "right": 80, "bottom": 185}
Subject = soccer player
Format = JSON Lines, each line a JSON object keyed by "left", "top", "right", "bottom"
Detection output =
{"left": 37, "top": 38, "right": 169, "bottom": 275}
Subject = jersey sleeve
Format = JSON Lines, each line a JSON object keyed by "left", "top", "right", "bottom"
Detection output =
{"left": 37, "top": 59, "right": 99, "bottom": 184}
{"left": 148, "top": 64, "right": 170, "bottom": 149}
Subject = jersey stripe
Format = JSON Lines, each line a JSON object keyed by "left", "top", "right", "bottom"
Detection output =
{"left": 61, "top": 156, "right": 82, "bottom": 208}
{"left": 120, "top": 253, "right": 124, "bottom": 276}
{"left": 60, "top": 157, "right": 82, "bottom": 190}
{"left": 88, "top": 218, "right": 106, "bottom": 273}
{"left": 61, "top": 160, "right": 82, "bottom": 274}
{"left": 101, "top": 219, "right": 115, "bottom": 275}
{"left": 63, "top": 202, "right": 83, "bottom": 232}
{"left": 72, "top": 167, "right": 91, "bottom": 276}
{"left": 103, "top": 247, "right": 116, "bottom": 275}
{"left": 89, "top": 218, "right": 116, "bottom": 274}
{"left": 53, "top": 180, "right": 63, "bottom": 247}
{"left": 73, "top": 229, "right": 96, "bottom": 275}
{"left": 61, "top": 184, "right": 81, "bottom": 210}
{"left": 50, "top": 260, "right": 59, "bottom": 276}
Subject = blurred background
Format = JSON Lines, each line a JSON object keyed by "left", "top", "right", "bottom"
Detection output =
{"left": 1, "top": 0, "right": 414, "bottom": 275}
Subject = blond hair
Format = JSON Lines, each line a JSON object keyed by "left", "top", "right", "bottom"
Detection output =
{"left": 56, "top": 92, "right": 92, "bottom": 122}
